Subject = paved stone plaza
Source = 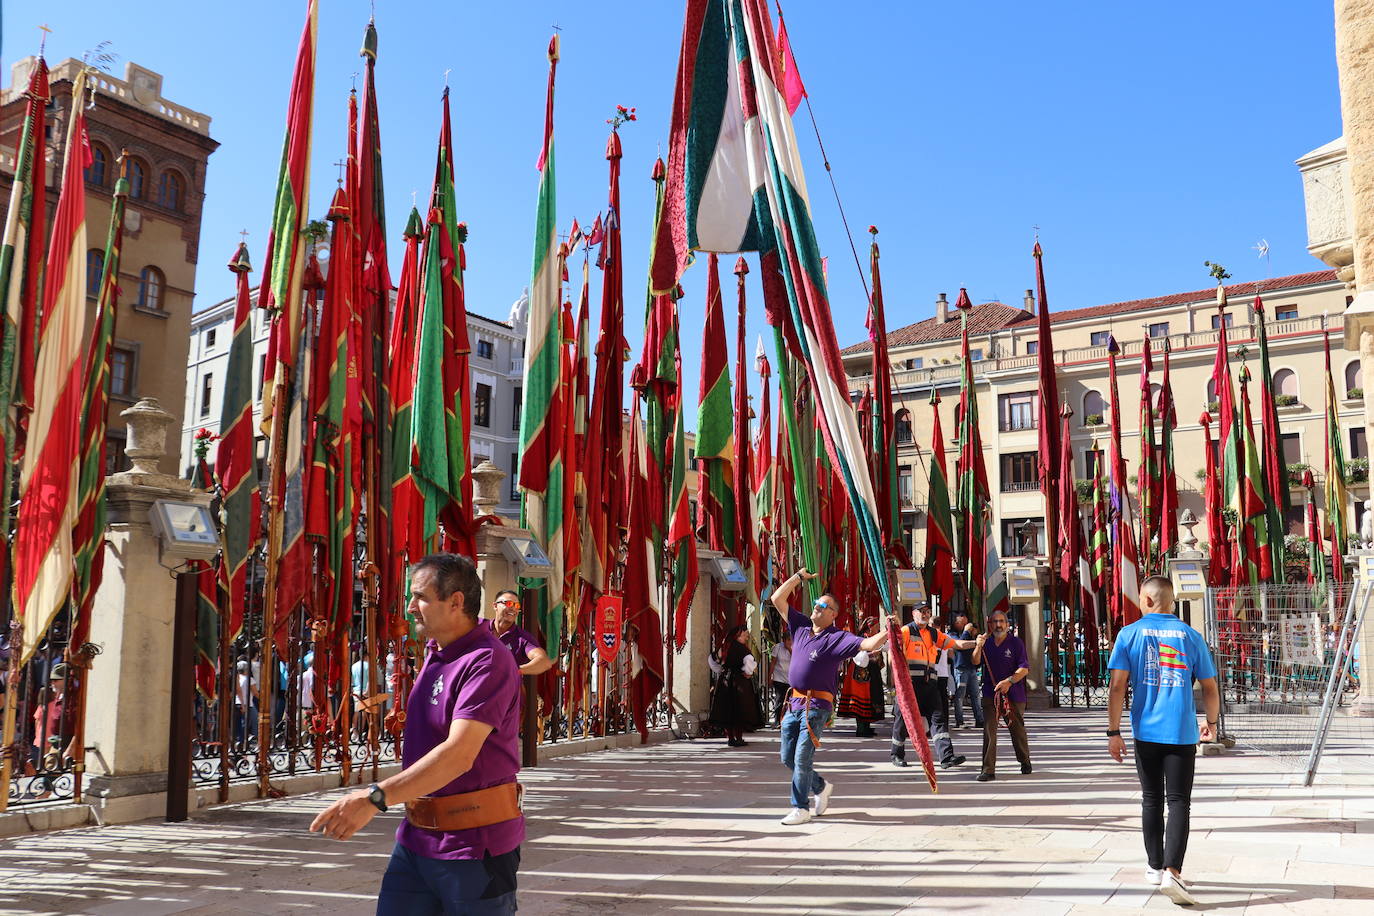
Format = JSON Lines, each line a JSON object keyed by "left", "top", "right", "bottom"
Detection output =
{"left": 0, "top": 707, "right": 1369, "bottom": 915}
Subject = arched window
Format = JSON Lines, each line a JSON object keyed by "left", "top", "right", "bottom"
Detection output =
{"left": 85, "top": 144, "right": 109, "bottom": 187}
{"left": 1346, "top": 360, "right": 1364, "bottom": 397}
{"left": 894, "top": 408, "right": 913, "bottom": 444}
{"left": 137, "top": 266, "right": 164, "bottom": 311}
{"left": 1149, "top": 382, "right": 1163, "bottom": 411}
{"left": 1206, "top": 378, "right": 1218, "bottom": 406}
{"left": 86, "top": 249, "right": 105, "bottom": 298}
{"left": 1082, "top": 390, "right": 1105, "bottom": 424}
{"left": 158, "top": 170, "right": 183, "bottom": 210}
{"left": 127, "top": 159, "right": 148, "bottom": 199}
{"left": 1273, "top": 368, "right": 1298, "bottom": 399}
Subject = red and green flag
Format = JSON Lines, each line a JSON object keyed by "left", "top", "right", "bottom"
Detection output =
{"left": 385, "top": 208, "right": 424, "bottom": 637}
{"left": 1253, "top": 295, "right": 1288, "bottom": 582}
{"left": 216, "top": 242, "right": 257, "bottom": 643}
{"left": 1237, "top": 367, "right": 1273, "bottom": 587}
{"left": 697, "top": 253, "right": 736, "bottom": 553}
{"left": 517, "top": 37, "right": 568, "bottom": 651}
{"left": 924, "top": 393, "right": 956, "bottom": 608}
{"left": 258, "top": 0, "right": 318, "bottom": 387}
{"left": 732, "top": 257, "right": 754, "bottom": 589}
{"left": 71, "top": 156, "right": 130, "bottom": 643}
{"left": 412, "top": 89, "right": 473, "bottom": 556}
{"left": 867, "top": 232, "right": 899, "bottom": 556}
{"left": 1200, "top": 412, "right": 1228, "bottom": 587}
{"left": 652, "top": 0, "right": 899, "bottom": 619}
{"left": 1137, "top": 336, "right": 1158, "bottom": 573}
{"left": 1157, "top": 344, "right": 1179, "bottom": 562}
{"left": 955, "top": 295, "right": 1007, "bottom": 623}
{"left": 1032, "top": 242, "right": 1061, "bottom": 579}
{"left": 1323, "top": 324, "right": 1349, "bottom": 579}
{"left": 1106, "top": 336, "right": 1141, "bottom": 626}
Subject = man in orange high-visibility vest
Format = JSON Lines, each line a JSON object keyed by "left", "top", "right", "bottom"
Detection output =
{"left": 891, "top": 603, "right": 976, "bottom": 769}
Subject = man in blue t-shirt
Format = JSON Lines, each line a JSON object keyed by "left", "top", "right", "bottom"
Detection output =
{"left": 1107, "top": 575, "right": 1220, "bottom": 908}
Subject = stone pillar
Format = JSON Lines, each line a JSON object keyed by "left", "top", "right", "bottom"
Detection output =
{"left": 1337, "top": 1, "right": 1374, "bottom": 295}
{"left": 84, "top": 399, "right": 211, "bottom": 821}
{"left": 1336, "top": 1, "right": 1374, "bottom": 715}
{"left": 673, "top": 547, "right": 718, "bottom": 717}
{"left": 470, "top": 461, "right": 518, "bottom": 621}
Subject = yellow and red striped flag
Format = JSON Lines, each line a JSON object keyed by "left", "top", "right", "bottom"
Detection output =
{"left": 14, "top": 68, "right": 92, "bottom": 663}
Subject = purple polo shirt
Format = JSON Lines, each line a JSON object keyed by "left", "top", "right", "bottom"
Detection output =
{"left": 497, "top": 624, "right": 539, "bottom": 667}
{"left": 786, "top": 607, "right": 863, "bottom": 712}
{"left": 396, "top": 620, "right": 524, "bottom": 860}
{"left": 980, "top": 633, "right": 1030, "bottom": 704}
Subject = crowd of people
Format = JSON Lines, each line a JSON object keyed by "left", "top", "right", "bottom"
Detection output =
{"left": 304, "top": 558, "right": 1217, "bottom": 913}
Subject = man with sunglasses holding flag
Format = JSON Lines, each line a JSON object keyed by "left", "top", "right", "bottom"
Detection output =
{"left": 770, "top": 570, "right": 889, "bottom": 826}
{"left": 492, "top": 591, "right": 554, "bottom": 677}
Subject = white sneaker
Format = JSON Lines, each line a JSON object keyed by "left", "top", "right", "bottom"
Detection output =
{"left": 1160, "top": 872, "right": 1196, "bottom": 906}
{"left": 1145, "top": 867, "right": 1163, "bottom": 886}
{"left": 780, "top": 807, "right": 813, "bottom": 826}
{"left": 814, "top": 780, "right": 835, "bottom": 817}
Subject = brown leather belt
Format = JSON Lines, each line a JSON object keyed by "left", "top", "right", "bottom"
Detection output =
{"left": 405, "top": 781, "right": 523, "bottom": 832}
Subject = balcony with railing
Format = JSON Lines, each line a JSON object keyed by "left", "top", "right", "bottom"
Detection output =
{"left": 847, "top": 314, "right": 1341, "bottom": 393}
{"left": 1000, "top": 480, "right": 1042, "bottom": 494}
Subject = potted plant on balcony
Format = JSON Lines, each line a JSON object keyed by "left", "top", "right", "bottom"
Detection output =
{"left": 1274, "top": 394, "right": 1299, "bottom": 408}
{"left": 1347, "top": 457, "right": 1369, "bottom": 484}
{"left": 1348, "top": 387, "right": 1363, "bottom": 400}
{"left": 1074, "top": 479, "right": 1095, "bottom": 504}
{"left": 1286, "top": 462, "right": 1310, "bottom": 486}
{"left": 1083, "top": 413, "right": 1104, "bottom": 427}
{"left": 1207, "top": 400, "right": 1219, "bottom": 414}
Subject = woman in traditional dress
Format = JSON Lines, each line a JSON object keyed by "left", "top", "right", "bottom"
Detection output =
{"left": 709, "top": 625, "right": 763, "bottom": 746}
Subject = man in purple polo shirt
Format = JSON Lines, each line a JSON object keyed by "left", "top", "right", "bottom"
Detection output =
{"left": 770, "top": 568, "right": 888, "bottom": 826}
{"left": 492, "top": 590, "right": 554, "bottom": 676}
{"left": 310, "top": 554, "right": 523, "bottom": 914}
{"left": 971, "top": 608, "right": 1032, "bottom": 782}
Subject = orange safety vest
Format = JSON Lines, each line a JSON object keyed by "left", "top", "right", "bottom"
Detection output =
{"left": 901, "top": 624, "right": 957, "bottom": 674}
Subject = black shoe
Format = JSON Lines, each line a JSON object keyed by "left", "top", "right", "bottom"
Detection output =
{"left": 976, "top": 772, "right": 994, "bottom": 782}
{"left": 1021, "top": 763, "right": 1032, "bottom": 774}
{"left": 940, "top": 755, "right": 967, "bottom": 769}
{"left": 735, "top": 739, "right": 749, "bottom": 747}
{"left": 890, "top": 755, "right": 909, "bottom": 767}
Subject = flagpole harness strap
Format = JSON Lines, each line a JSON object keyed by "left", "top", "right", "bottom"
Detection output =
{"left": 405, "top": 781, "right": 523, "bottom": 832}
{"left": 789, "top": 688, "right": 834, "bottom": 747}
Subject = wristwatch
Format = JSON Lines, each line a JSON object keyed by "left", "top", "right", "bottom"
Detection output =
{"left": 367, "top": 783, "right": 388, "bottom": 813}
{"left": 1106, "top": 729, "right": 1121, "bottom": 737}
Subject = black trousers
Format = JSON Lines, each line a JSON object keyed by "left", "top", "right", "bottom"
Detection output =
{"left": 891, "top": 676, "right": 955, "bottom": 764}
{"left": 1134, "top": 739, "right": 1197, "bottom": 872}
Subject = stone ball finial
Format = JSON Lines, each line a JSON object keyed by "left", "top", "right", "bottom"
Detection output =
{"left": 119, "top": 397, "right": 175, "bottom": 475}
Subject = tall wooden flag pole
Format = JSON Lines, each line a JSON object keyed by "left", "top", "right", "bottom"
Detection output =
{"left": 1106, "top": 335, "right": 1141, "bottom": 626}
{"left": 256, "top": 0, "right": 317, "bottom": 797}
{"left": 356, "top": 19, "right": 392, "bottom": 773}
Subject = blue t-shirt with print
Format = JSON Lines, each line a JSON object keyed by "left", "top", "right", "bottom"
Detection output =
{"left": 1108, "top": 613, "right": 1217, "bottom": 745}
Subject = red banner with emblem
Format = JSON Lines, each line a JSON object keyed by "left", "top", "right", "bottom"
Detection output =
{"left": 595, "top": 594, "right": 623, "bottom": 665}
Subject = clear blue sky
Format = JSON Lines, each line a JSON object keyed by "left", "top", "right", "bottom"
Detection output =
{"left": 3, "top": 1, "right": 1344, "bottom": 427}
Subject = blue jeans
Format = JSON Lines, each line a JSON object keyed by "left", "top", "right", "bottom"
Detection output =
{"left": 951, "top": 668, "right": 984, "bottom": 727}
{"left": 779, "top": 706, "right": 828, "bottom": 809}
{"left": 377, "top": 843, "right": 519, "bottom": 915}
